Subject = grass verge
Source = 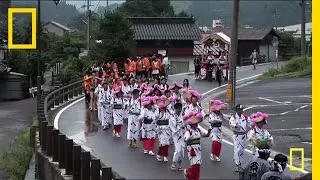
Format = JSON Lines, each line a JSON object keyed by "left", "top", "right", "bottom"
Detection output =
{"left": 260, "top": 56, "right": 311, "bottom": 80}
{"left": 0, "top": 122, "right": 34, "bottom": 180}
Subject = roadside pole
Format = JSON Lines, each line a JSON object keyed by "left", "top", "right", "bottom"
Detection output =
{"left": 227, "top": 0, "right": 240, "bottom": 108}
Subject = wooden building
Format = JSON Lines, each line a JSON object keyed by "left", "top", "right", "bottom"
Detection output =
{"left": 129, "top": 17, "right": 202, "bottom": 74}
{"left": 223, "top": 28, "right": 280, "bottom": 66}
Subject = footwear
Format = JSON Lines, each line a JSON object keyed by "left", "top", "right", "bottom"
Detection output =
{"left": 116, "top": 133, "right": 121, "bottom": 138}
{"left": 234, "top": 164, "right": 241, "bottom": 172}
{"left": 183, "top": 169, "right": 187, "bottom": 178}
{"left": 132, "top": 143, "right": 139, "bottom": 148}
{"left": 171, "top": 164, "right": 177, "bottom": 171}
{"left": 143, "top": 150, "right": 148, "bottom": 154}
{"left": 163, "top": 157, "right": 169, "bottom": 162}
{"left": 156, "top": 155, "right": 162, "bottom": 161}
{"left": 148, "top": 151, "right": 155, "bottom": 156}
{"left": 215, "top": 156, "right": 221, "bottom": 162}
{"left": 177, "top": 166, "right": 183, "bottom": 171}
{"left": 210, "top": 154, "right": 214, "bottom": 161}
{"left": 112, "top": 130, "right": 115, "bottom": 136}
{"left": 128, "top": 142, "right": 133, "bottom": 148}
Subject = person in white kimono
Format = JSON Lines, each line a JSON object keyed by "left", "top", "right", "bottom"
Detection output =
{"left": 247, "top": 112, "right": 274, "bottom": 156}
{"left": 138, "top": 96, "right": 158, "bottom": 155}
{"left": 129, "top": 77, "right": 139, "bottom": 92}
{"left": 127, "top": 89, "right": 141, "bottom": 148}
{"left": 155, "top": 96, "right": 172, "bottom": 162}
{"left": 229, "top": 104, "right": 253, "bottom": 172}
{"left": 207, "top": 99, "right": 228, "bottom": 162}
{"left": 121, "top": 78, "right": 131, "bottom": 120}
{"left": 183, "top": 91, "right": 206, "bottom": 118}
{"left": 111, "top": 87, "right": 125, "bottom": 138}
{"left": 169, "top": 102, "right": 185, "bottom": 171}
{"left": 160, "top": 77, "right": 169, "bottom": 90}
{"left": 100, "top": 82, "right": 113, "bottom": 130}
{"left": 183, "top": 112, "right": 209, "bottom": 180}
{"left": 95, "top": 82, "right": 104, "bottom": 123}
{"left": 170, "top": 82, "right": 186, "bottom": 106}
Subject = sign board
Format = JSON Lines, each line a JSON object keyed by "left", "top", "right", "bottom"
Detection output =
{"left": 226, "top": 84, "right": 233, "bottom": 103}
{"left": 158, "top": 50, "right": 166, "bottom": 56}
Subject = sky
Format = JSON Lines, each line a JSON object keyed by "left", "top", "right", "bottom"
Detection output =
{"left": 66, "top": 0, "right": 124, "bottom": 11}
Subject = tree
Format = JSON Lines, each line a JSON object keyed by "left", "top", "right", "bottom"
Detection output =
{"left": 117, "top": 0, "right": 175, "bottom": 17}
{"left": 89, "top": 11, "right": 135, "bottom": 65}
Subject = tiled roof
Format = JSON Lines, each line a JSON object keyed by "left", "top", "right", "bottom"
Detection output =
{"left": 223, "top": 28, "right": 278, "bottom": 40}
{"left": 44, "top": 21, "right": 71, "bottom": 31}
{"left": 193, "top": 43, "right": 224, "bottom": 56}
{"left": 128, "top": 17, "right": 202, "bottom": 41}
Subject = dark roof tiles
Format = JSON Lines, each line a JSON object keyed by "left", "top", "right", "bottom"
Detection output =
{"left": 223, "top": 28, "right": 277, "bottom": 40}
{"left": 129, "top": 17, "right": 202, "bottom": 41}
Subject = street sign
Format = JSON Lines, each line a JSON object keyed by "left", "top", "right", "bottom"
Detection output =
{"left": 226, "top": 84, "right": 233, "bottom": 103}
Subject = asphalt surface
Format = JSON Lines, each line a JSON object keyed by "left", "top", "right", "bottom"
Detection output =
{"left": 215, "top": 78, "right": 312, "bottom": 159}
{"left": 56, "top": 62, "right": 307, "bottom": 179}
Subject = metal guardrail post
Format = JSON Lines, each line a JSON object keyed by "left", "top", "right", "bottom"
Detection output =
{"left": 81, "top": 151, "right": 91, "bottom": 180}
{"left": 58, "top": 134, "right": 66, "bottom": 168}
{"left": 101, "top": 166, "right": 113, "bottom": 180}
{"left": 40, "top": 121, "right": 48, "bottom": 151}
{"left": 46, "top": 125, "right": 53, "bottom": 156}
{"left": 73, "top": 145, "right": 81, "bottom": 179}
{"left": 52, "top": 129, "right": 59, "bottom": 162}
{"left": 90, "top": 158, "right": 100, "bottom": 180}
{"left": 65, "top": 138, "right": 73, "bottom": 175}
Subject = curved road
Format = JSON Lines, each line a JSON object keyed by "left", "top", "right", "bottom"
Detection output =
{"left": 57, "top": 63, "right": 303, "bottom": 179}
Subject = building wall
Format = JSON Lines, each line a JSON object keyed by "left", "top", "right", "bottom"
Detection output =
{"left": 169, "top": 56, "right": 194, "bottom": 74}
{"left": 43, "top": 24, "right": 66, "bottom": 37}
{"left": 134, "top": 47, "right": 194, "bottom": 57}
{"left": 260, "top": 44, "right": 277, "bottom": 62}
{"left": 237, "top": 40, "right": 260, "bottom": 66}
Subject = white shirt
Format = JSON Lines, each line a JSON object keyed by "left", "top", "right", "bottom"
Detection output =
{"left": 163, "top": 57, "right": 169, "bottom": 65}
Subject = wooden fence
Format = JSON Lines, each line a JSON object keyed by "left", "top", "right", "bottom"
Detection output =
{"left": 32, "top": 80, "right": 125, "bottom": 180}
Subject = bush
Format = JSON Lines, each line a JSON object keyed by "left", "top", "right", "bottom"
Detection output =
{"left": 0, "top": 126, "right": 33, "bottom": 180}
{"left": 260, "top": 56, "right": 311, "bottom": 79}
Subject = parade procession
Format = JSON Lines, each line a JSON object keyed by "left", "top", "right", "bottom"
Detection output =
{"left": 82, "top": 59, "right": 292, "bottom": 180}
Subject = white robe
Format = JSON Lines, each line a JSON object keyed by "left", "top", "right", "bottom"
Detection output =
{"left": 208, "top": 112, "right": 228, "bottom": 142}
{"left": 156, "top": 109, "right": 171, "bottom": 146}
{"left": 184, "top": 127, "right": 205, "bottom": 165}
{"left": 111, "top": 97, "right": 124, "bottom": 125}
{"left": 95, "top": 84, "right": 104, "bottom": 122}
{"left": 229, "top": 113, "right": 252, "bottom": 166}
{"left": 100, "top": 89, "right": 113, "bottom": 126}
{"left": 183, "top": 103, "right": 206, "bottom": 117}
{"left": 169, "top": 113, "right": 186, "bottom": 163}
{"left": 138, "top": 108, "right": 158, "bottom": 139}
{"left": 122, "top": 85, "right": 131, "bottom": 119}
{"left": 247, "top": 126, "right": 273, "bottom": 155}
{"left": 127, "top": 98, "right": 141, "bottom": 141}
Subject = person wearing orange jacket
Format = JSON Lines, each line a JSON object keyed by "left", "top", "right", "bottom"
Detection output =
{"left": 124, "top": 60, "right": 130, "bottom": 76}
{"left": 143, "top": 55, "right": 151, "bottom": 80}
{"left": 83, "top": 71, "right": 92, "bottom": 104}
{"left": 136, "top": 57, "right": 143, "bottom": 82}
{"left": 129, "top": 58, "right": 137, "bottom": 78}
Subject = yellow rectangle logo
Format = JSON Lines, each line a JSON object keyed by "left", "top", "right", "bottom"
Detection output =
{"left": 8, "top": 8, "right": 37, "bottom": 49}
{"left": 289, "top": 148, "right": 305, "bottom": 171}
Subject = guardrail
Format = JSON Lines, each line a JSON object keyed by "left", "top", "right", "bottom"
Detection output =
{"left": 32, "top": 80, "right": 125, "bottom": 180}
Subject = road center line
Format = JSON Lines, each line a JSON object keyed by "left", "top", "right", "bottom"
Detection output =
{"left": 268, "top": 127, "right": 312, "bottom": 131}
{"left": 294, "top": 105, "right": 309, "bottom": 112}
{"left": 257, "top": 97, "right": 286, "bottom": 104}
{"left": 202, "top": 73, "right": 262, "bottom": 96}
{"left": 243, "top": 106, "right": 256, "bottom": 111}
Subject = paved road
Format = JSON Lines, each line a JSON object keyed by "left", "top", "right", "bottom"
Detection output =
{"left": 56, "top": 62, "right": 305, "bottom": 179}
{"left": 215, "top": 78, "right": 311, "bottom": 158}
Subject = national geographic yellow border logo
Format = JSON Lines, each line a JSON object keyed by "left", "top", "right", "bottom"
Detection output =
{"left": 8, "top": 8, "right": 37, "bottom": 49}
{"left": 289, "top": 148, "right": 305, "bottom": 172}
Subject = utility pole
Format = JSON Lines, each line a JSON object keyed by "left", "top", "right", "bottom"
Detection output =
{"left": 300, "top": 0, "right": 306, "bottom": 56}
{"left": 87, "top": 0, "right": 91, "bottom": 50}
{"left": 227, "top": 0, "right": 240, "bottom": 108}
{"left": 37, "top": 0, "right": 41, "bottom": 116}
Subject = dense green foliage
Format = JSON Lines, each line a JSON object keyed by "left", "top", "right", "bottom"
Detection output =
{"left": 261, "top": 56, "right": 311, "bottom": 79}
{"left": 89, "top": 11, "right": 136, "bottom": 64}
{"left": 277, "top": 31, "right": 301, "bottom": 60}
{"left": 0, "top": 125, "right": 33, "bottom": 180}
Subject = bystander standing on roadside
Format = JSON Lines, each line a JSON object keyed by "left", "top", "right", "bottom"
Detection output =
{"left": 163, "top": 56, "right": 170, "bottom": 78}
{"left": 194, "top": 56, "right": 201, "bottom": 79}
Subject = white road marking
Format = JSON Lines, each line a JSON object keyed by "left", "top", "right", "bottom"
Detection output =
{"left": 197, "top": 125, "right": 309, "bottom": 174}
{"left": 258, "top": 95, "right": 311, "bottom": 99}
{"left": 243, "top": 106, "right": 256, "bottom": 111}
{"left": 257, "top": 97, "right": 286, "bottom": 104}
{"left": 202, "top": 73, "right": 262, "bottom": 96}
{"left": 301, "top": 142, "right": 312, "bottom": 145}
{"left": 234, "top": 103, "right": 312, "bottom": 108}
{"left": 269, "top": 127, "right": 312, "bottom": 131}
{"left": 294, "top": 105, "right": 309, "bottom": 112}
{"left": 280, "top": 111, "right": 290, "bottom": 115}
